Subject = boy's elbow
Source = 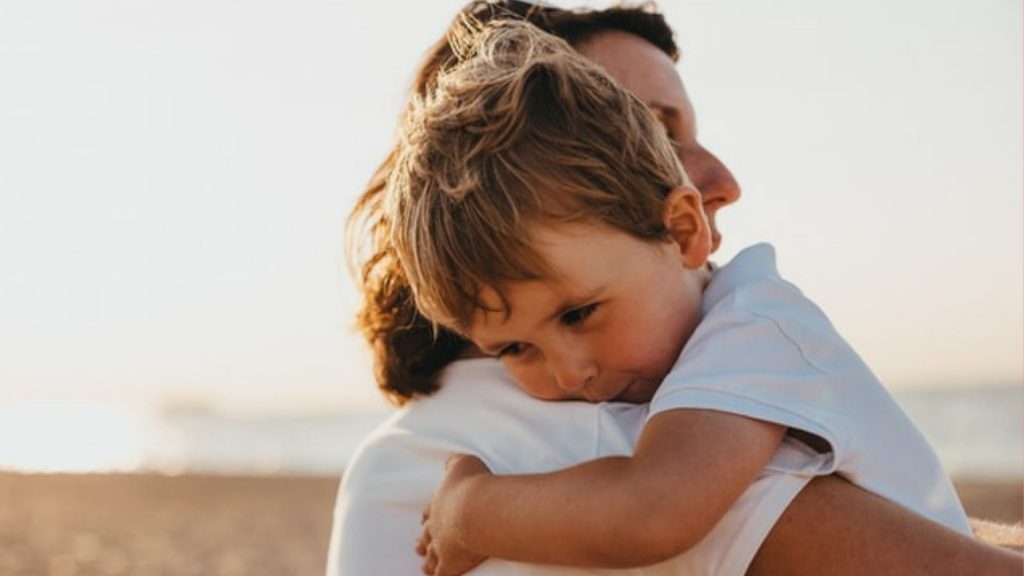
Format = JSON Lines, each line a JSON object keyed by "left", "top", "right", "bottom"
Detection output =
{"left": 601, "top": 527, "right": 703, "bottom": 567}
{"left": 603, "top": 499, "right": 712, "bottom": 567}
{"left": 638, "top": 513, "right": 710, "bottom": 564}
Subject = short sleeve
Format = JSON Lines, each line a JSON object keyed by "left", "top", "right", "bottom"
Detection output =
{"left": 650, "top": 292, "right": 847, "bottom": 476}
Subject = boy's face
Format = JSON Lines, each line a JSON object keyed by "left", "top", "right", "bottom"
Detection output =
{"left": 467, "top": 220, "right": 707, "bottom": 404}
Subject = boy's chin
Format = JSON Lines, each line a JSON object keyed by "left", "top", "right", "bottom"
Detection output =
{"left": 521, "top": 378, "right": 660, "bottom": 404}
{"left": 605, "top": 379, "right": 659, "bottom": 404}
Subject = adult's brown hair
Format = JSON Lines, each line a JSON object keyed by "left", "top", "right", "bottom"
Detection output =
{"left": 347, "top": 1, "right": 678, "bottom": 405}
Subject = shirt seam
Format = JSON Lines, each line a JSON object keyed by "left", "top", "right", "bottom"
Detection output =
{"left": 737, "top": 287, "right": 831, "bottom": 377}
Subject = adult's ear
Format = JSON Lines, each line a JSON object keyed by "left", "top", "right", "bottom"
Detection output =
{"left": 662, "top": 186, "right": 711, "bottom": 269}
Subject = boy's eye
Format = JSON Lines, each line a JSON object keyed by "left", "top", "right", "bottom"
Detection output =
{"left": 497, "top": 342, "right": 526, "bottom": 358}
{"left": 560, "top": 303, "right": 598, "bottom": 327}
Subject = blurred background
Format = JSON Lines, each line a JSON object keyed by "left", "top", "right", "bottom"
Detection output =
{"left": 0, "top": 0, "right": 1020, "bottom": 574}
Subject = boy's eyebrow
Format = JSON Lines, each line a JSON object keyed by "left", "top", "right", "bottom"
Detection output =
{"left": 541, "top": 286, "right": 605, "bottom": 328}
{"left": 473, "top": 285, "right": 606, "bottom": 355}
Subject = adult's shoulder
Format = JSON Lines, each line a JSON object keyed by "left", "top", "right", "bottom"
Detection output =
{"left": 328, "top": 359, "right": 520, "bottom": 575}
{"left": 348, "top": 358, "right": 636, "bottom": 475}
{"left": 328, "top": 358, "right": 639, "bottom": 575}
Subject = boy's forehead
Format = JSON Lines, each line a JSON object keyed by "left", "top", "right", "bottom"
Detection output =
{"left": 466, "top": 283, "right": 526, "bottom": 345}
{"left": 473, "top": 284, "right": 510, "bottom": 322}
{"left": 470, "top": 280, "right": 559, "bottom": 329}
{"left": 468, "top": 276, "right": 575, "bottom": 336}
{"left": 464, "top": 221, "right": 647, "bottom": 336}
{"left": 469, "top": 277, "right": 607, "bottom": 344}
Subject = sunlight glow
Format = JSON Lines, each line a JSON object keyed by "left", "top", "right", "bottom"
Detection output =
{"left": 0, "top": 401, "right": 152, "bottom": 473}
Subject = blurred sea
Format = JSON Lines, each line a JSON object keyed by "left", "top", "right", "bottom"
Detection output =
{"left": 1, "top": 385, "right": 1020, "bottom": 479}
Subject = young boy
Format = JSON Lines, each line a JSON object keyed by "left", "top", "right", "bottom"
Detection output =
{"left": 387, "top": 19, "right": 972, "bottom": 575}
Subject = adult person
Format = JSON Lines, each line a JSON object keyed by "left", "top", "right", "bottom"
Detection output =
{"left": 327, "top": 3, "right": 1022, "bottom": 574}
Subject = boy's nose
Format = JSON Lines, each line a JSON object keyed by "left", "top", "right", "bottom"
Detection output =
{"left": 549, "top": 354, "right": 597, "bottom": 394}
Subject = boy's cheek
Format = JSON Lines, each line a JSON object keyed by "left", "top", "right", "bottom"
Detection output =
{"left": 505, "top": 362, "right": 578, "bottom": 401}
{"left": 601, "top": 339, "right": 677, "bottom": 386}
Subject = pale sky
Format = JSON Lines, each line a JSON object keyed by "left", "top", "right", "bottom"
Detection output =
{"left": 1, "top": 0, "right": 1020, "bottom": 414}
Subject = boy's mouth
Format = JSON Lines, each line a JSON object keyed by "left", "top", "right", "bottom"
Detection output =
{"left": 588, "top": 378, "right": 656, "bottom": 404}
{"left": 606, "top": 377, "right": 655, "bottom": 403}
{"left": 580, "top": 380, "right": 624, "bottom": 404}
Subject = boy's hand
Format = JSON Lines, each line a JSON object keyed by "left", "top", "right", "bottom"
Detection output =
{"left": 416, "top": 454, "right": 492, "bottom": 575}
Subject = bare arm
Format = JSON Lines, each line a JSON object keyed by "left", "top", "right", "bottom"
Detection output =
{"left": 422, "top": 409, "right": 784, "bottom": 570}
{"left": 748, "top": 475, "right": 1023, "bottom": 576}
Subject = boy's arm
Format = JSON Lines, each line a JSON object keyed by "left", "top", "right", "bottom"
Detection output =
{"left": 425, "top": 409, "right": 785, "bottom": 568}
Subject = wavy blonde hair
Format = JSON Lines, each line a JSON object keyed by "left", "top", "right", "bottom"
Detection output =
{"left": 347, "top": 2, "right": 680, "bottom": 405}
{"left": 387, "top": 19, "right": 685, "bottom": 333}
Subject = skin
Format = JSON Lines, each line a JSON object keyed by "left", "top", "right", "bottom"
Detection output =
{"left": 576, "top": 30, "right": 741, "bottom": 255}
{"left": 567, "top": 28, "right": 1015, "bottom": 549}
{"left": 421, "top": 461, "right": 1023, "bottom": 576}
{"left": 577, "top": 26, "right": 1021, "bottom": 558}
{"left": 750, "top": 475, "right": 1023, "bottom": 575}
{"left": 417, "top": 26, "right": 1023, "bottom": 576}
{"left": 418, "top": 192, "right": 785, "bottom": 573}
{"left": 472, "top": 206, "right": 708, "bottom": 404}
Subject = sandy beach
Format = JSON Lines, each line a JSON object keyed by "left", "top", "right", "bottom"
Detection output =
{"left": 0, "top": 472, "right": 1018, "bottom": 576}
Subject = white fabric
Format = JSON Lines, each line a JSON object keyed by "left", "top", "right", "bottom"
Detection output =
{"left": 650, "top": 243, "right": 971, "bottom": 534}
{"left": 327, "top": 358, "right": 810, "bottom": 576}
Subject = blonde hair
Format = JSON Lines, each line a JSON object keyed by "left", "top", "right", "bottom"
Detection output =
{"left": 388, "top": 18, "right": 685, "bottom": 333}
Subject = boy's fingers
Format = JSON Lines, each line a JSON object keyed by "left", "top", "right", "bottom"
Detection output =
{"left": 422, "top": 547, "right": 438, "bottom": 575}
{"left": 445, "top": 453, "right": 472, "bottom": 469}
{"left": 416, "top": 524, "right": 433, "bottom": 556}
{"left": 445, "top": 454, "right": 490, "bottom": 477}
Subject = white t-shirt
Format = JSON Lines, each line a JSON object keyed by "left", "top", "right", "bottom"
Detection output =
{"left": 327, "top": 243, "right": 970, "bottom": 574}
{"left": 650, "top": 243, "right": 971, "bottom": 533}
{"left": 327, "top": 358, "right": 810, "bottom": 575}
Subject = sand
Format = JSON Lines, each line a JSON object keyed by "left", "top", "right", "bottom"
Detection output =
{"left": 0, "top": 473, "right": 336, "bottom": 576}
{"left": 0, "top": 472, "right": 1018, "bottom": 576}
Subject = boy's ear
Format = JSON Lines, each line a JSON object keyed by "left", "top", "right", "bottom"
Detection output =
{"left": 662, "top": 186, "right": 711, "bottom": 269}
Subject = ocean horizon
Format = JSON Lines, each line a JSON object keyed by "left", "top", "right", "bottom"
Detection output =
{"left": 1, "top": 384, "right": 1020, "bottom": 480}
